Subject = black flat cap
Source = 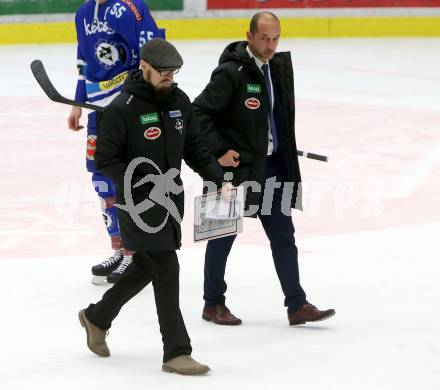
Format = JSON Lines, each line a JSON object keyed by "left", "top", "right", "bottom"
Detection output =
{"left": 140, "top": 38, "right": 183, "bottom": 70}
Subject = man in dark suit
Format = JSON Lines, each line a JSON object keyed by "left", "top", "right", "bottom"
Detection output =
{"left": 193, "top": 12, "right": 335, "bottom": 326}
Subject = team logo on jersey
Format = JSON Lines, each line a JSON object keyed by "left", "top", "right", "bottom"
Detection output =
{"left": 144, "top": 127, "right": 161, "bottom": 140}
{"left": 247, "top": 84, "right": 261, "bottom": 94}
{"left": 140, "top": 112, "right": 159, "bottom": 125}
{"left": 169, "top": 110, "right": 182, "bottom": 118}
{"left": 102, "top": 210, "right": 115, "bottom": 230}
{"left": 95, "top": 41, "right": 119, "bottom": 68}
{"left": 87, "top": 135, "right": 97, "bottom": 160}
{"left": 245, "top": 98, "right": 261, "bottom": 110}
{"left": 175, "top": 119, "right": 184, "bottom": 134}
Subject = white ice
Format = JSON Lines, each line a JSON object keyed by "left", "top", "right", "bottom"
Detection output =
{"left": 0, "top": 38, "right": 439, "bottom": 389}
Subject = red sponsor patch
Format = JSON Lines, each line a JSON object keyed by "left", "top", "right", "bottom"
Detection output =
{"left": 144, "top": 127, "right": 161, "bottom": 140}
{"left": 245, "top": 97, "right": 261, "bottom": 110}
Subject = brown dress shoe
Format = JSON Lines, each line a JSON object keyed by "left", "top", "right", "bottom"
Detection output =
{"left": 288, "top": 304, "right": 335, "bottom": 325}
{"left": 162, "top": 355, "right": 210, "bottom": 375}
{"left": 78, "top": 309, "right": 110, "bottom": 357}
{"left": 202, "top": 304, "right": 242, "bottom": 325}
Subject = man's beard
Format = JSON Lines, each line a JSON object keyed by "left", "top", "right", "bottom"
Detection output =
{"left": 154, "top": 83, "right": 173, "bottom": 103}
{"left": 144, "top": 70, "right": 174, "bottom": 103}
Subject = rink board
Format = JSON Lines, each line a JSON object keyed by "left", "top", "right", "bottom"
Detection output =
{"left": 0, "top": 16, "right": 440, "bottom": 44}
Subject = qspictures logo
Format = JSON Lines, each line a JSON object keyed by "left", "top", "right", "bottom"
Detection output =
{"left": 116, "top": 158, "right": 184, "bottom": 234}
{"left": 117, "top": 159, "right": 303, "bottom": 234}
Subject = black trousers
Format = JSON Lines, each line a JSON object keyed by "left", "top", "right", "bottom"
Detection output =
{"left": 204, "top": 154, "right": 307, "bottom": 313}
{"left": 85, "top": 250, "right": 192, "bottom": 362}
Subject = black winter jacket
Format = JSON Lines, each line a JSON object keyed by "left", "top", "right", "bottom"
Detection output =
{"left": 193, "top": 41, "right": 301, "bottom": 212}
{"left": 95, "top": 70, "right": 224, "bottom": 251}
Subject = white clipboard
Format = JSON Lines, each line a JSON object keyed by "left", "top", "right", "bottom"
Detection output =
{"left": 193, "top": 186, "right": 244, "bottom": 242}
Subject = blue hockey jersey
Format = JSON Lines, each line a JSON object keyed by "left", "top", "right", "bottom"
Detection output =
{"left": 74, "top": 0, "right": 165, "bottom": 106}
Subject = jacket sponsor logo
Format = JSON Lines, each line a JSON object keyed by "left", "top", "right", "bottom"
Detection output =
{"left": 140, "top": 112, "right": 159, "bottom": 125}
{"left": 247, "top": 84, "right": 261, "bottom": 93}
{"left": 144, "top": 127, "right": 161, "bottom": 140}
{"left": 169, "top": 110, "right": 182, "bottom": 118}
{"left": 86, "top": 135, "right": 97, "bottom": 160}
{"left": 83, "top": 19, "right": 115, "bottom": 36}
{"left": 175, "top": 119, "right": 184, "bottom": 134}
{"left": 245, "top": 97, "right": 261, "bottom": 110}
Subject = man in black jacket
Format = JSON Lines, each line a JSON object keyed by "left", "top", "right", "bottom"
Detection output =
{"left": 193, "top": 12, "right": 335, "bottom": 326}
{"left": 78, "top": 39, "right": 228, "bottom": 375}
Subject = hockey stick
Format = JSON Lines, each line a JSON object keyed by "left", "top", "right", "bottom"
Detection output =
{"left": 297, "top": 150, "right": 328, "bottom": 162}
{"left": 30, "top": 59, "right": 105, "bottom": 112}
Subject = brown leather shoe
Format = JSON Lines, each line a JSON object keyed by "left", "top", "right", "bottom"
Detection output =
{"left": 162, "top": 355, "right": 210, "bottom": 375}
{"left": 288, "top": 304, "right": 335, "bottom": 325}
{"left": 78, "top": 309, "right": 110, "bottom": 357}
{"left": 202, "top": 304, "right": 242, "bottom": 325}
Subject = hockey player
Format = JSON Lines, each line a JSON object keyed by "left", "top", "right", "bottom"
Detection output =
{"left": 67, "top": 0, "right": 165, "bottom": 285}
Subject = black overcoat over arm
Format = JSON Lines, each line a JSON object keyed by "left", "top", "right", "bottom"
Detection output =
{"left": 192, "top": 67, "right": 237, "bottom": 159}
{"left": 183, "top": 105, "right": 224, "bottom": 187}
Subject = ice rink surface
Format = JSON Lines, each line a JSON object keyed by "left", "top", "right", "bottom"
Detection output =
{"left": 0, "top": 38, "right": 439, "bottom": 389}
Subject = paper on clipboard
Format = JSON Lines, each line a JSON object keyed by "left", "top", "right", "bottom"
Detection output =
{"left": 194, "top": 186, "right": 244, "bottom": 242}
{"left": 204, "top": 197, "right": 240, "bottom": 220}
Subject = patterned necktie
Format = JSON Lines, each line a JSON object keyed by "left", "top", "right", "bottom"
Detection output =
{"left": 262, "top": 63, "right": 278, "bottom": 152}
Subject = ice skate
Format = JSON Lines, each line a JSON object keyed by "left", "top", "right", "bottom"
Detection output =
{"left": 106, "top": 253, "right": 133, "bottom": 284}
{"left": 91, "top": 249, "right": 123, "bottom": 285}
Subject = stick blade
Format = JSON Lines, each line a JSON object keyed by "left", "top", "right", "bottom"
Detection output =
{"left": 29, "top": 59, "right": 105, "bottom": 112}
{"left": 30, "top": 59, "right": 60, "bottom": 101}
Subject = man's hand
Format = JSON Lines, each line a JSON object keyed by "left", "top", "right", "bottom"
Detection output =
{"left": 218, "top": 150, "right": 240, "bottom": 168}
{"left": 68, "top": 106, "right": 84, "bottom": 131}
{"left": 220, "top": 182, "right": 234, "bottom": 202}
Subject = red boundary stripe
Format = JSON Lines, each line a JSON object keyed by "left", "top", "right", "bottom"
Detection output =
{"left": 207, "top": 0, "right": 440, "bottom": 9}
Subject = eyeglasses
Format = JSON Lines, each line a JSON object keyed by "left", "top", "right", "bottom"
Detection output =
{"left": 151, "top": 65, "right": 180, "bottom": 77}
